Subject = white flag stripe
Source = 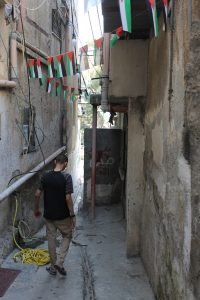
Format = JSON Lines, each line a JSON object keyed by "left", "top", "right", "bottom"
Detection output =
{"left": 38, "top": 66, "right": 42, "bottom": 79}
{"left": 47, "top": 85, "right": 51, "bottom": 94}
{"left": 119, "top": 0, "right": 128, "bottom": 32}
{"left": 58, "top": 64, "right": 62, "bottom": 77}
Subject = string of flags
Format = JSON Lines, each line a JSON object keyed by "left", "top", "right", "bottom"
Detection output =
{"left": 28, "top": 51, "right": 78, "bottom": 102}
{"left": 27, "top": 0, "right": 169, "bottom": 100}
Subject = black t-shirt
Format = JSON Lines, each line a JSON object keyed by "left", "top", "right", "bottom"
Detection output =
{"left": 39, "top": 170, "right": 73, "bottom": 220}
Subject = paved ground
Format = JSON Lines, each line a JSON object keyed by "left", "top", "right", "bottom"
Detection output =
{"left": 1, "top": 204, "right": 155, "bottom": 300}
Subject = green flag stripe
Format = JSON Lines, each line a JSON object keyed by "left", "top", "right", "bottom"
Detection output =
{"left": 125, "top": 0, "right": 132, "bottom": 33}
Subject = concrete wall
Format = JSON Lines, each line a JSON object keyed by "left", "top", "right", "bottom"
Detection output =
{"left": 84, "top": 128, "right": 122, "bottom": 206}
{"left": 0, "top": 0, "right": 80, "bottom": 261}
{"left": 109, "top": 40, "right": 148, "bottom": 98}
{"left": 126, "top": 99, "right": 145, "bottom": 257}
{"left": 140, "top": 2, "right": 193, "bottom": 299}
{"left": 185, "top": 0, "right": 200, "bottom": 296}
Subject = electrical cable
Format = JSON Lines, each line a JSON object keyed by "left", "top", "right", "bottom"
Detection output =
{"left": 19, "top": 2, "right": 46, "bottom": 165}
{"left": 87, "top": 11, "right": 95, "bottom": 41}
{"left": 12, "top": 196, "right": 50, "bottom": 266}
{"left": 96, "top": 4, "right": 103, "bottom": 36}
{"left": 17, "top": 0, "right": 48, "bottom": 12}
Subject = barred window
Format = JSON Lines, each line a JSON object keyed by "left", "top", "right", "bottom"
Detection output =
{"left": 52, "top": 9, "right": 62, "bottom": 39}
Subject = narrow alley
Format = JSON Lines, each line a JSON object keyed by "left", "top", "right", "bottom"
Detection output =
{"left": 0, "top": 0, "right": 200, "bottom": 299}
{"left": 1, "top": 205, "right": 154, "bottom": 300}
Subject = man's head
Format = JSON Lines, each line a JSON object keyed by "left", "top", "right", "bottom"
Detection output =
{"left": 54, "top": 153, "right": 68, "bottom": 170}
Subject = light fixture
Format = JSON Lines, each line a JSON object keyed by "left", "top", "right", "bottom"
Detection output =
{"left": 72, "top": 33, "right": 77, "bottom": 48}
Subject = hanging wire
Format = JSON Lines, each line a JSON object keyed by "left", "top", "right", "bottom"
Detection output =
{"left": 87, "top": 11, "right": 95, "bottom": 41}
{"left": 96, "top": 4, "right": 103, "bottom": 36}
{"left": 17, "top": 0, "right": 48, "bottom": 12}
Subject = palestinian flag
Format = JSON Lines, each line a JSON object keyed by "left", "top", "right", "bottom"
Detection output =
{"left": 94, "top": 37, "right": 103, "bottom": 66}
{"left": 47, "top": 56, "right": 56, "bottom": 78}
{"left": 119, "top": 0, "right": 132, "bottom": 33}
{"left": 35, "top": 58, "right": 44, "bottom": 86}
{"left": 65, "top": 51, "right": 75, "bottom": 76}
{"left": 39, "top": 77, "right": 44, "bottom": 87}
{"left": 56, "top": 79, "right": 61, "bottom": 96}
{"left": 46, "top": 78, "right": 52, "bottom": 94}
{"left": 35, "top": 58, "right": 43, "bottom": 78}
{"left": 149, "top": 0, "right": 159, "bottom": 37}
{"left": 56, "top": 54, "right": 67, "bottom": 78}
{"left": 70, "top": 88, "right": 76, "bottom": 101}
{"left": 79, "top": 45, "right": 89, "bottom": 72}
{"left": 27, "top": 59, "right": 35, "bottom": 78}
{"left": 110, "top": 27, "right": 123, "bottom": 48}
{"left": 63, "top": 85, "right": 69, "bottom": 100}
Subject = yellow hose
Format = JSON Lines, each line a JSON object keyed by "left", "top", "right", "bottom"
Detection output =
{"left": 13, "top": 196, "right": 50, "bottom": 266}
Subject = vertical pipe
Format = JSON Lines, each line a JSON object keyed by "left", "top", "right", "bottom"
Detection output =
{"left": 91, "top": 104, "right": 97, "bottom": 219}
{"left": 17, "top": 0, "right": 26, "bottom": 33}
{"left": 10, "top": 32, "right": 18, "bottom": 80}
{"left": 101, "top": 33, "right": 110, "bottom": 112}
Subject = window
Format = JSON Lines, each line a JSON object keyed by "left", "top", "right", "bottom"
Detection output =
{"left": 52, "top": 9, "right": 62, "bottom": 39}
{"left": 22, "top": 107, "right": 36, "bottom": 153}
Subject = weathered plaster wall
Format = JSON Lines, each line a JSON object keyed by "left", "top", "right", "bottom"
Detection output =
{"left": 141, "top": 2, "right": 193, "bottom": 299}
{"left": 109, "top": 40, "right": 148, "bottom": 98}
{"left": 126, "top": 99, "right": 145, "bottom": 257}
{"left": 185, "top": 0, "right": 200, "bottom": 296}
{"left": 0, "top": 1, "right": 80, "bottom": 261}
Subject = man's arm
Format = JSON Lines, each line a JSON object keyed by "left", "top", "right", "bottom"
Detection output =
{"left": 34, "top": 189, "right": 42, "bottom": 217}
{"left": 66, "top": 194, "right": 76, "bottom": 228}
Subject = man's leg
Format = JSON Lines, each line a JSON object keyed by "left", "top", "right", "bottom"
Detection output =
{"left": 45, "top": 219, "right": 57, "bottom": 270}
{"left": 54, "top": 218, "right": 72, "bottom": 268}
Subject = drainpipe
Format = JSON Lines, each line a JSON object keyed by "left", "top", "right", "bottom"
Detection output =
{"left": 101, "top": 33, "right": 110, "bottom": 112}
{"left": 0, "top": 80, "right": 16, "bottom": 88}
{"left": 17, "top": 0, "right": 26, "bottom": 33}
{"left": 10, "top": 32, "right": 18, "bottom": 80}
{"left": 0, "top": 146, "right": 66, "bottom": 203}
{"left": 91, "top": 104, "right": 97, "bottom": 219}
{"left": 16, "top": 35, "right": 48, "bottom": 60}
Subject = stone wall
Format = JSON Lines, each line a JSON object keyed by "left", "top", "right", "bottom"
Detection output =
{"left": 140, "top": 1, "right": 193, "bottom": 299}
{"left": 126, "top": 99, "right": 145, "bottom": 257}
{"left": 185, "top": 0, "right": 200, "bottom": 295}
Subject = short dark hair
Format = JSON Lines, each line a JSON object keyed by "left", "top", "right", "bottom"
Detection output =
{"left": 55, "top": 153, "right": 68, "bottom": 164}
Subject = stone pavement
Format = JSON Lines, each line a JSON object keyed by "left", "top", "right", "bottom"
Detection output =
{"left": 1, "top": 204, "right": 155, "bottom": 300}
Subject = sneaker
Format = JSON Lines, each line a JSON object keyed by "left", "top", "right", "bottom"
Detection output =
{"left": 54, "top": 265, "right": 67, "bottom": 276}
{"left": 46, "top": 266, "right": 57, "bottom": 275}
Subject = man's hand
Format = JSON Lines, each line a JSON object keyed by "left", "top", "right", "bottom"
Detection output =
{"left": 71, "top": 216, "right": 76, "bottom": 229}
{"left": 35, "top": 189, "right": 42, "bottom": 218}
{"left": 34, "top": 209, "right": 41, "bottom": 218}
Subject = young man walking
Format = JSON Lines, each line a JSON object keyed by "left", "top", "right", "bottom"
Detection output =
{"left": 34, "top": 153, "right": 76, "bottom": 276}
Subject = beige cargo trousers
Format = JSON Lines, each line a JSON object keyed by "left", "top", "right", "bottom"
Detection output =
{"left": 45, "top": 217, "right": 72, "bottom": 268}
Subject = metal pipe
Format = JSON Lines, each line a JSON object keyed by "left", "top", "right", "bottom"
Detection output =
{"left": 101, "top": 33, "right": 111, "bottom": 112}
{"left": 10, "top": 32, "right": 18, "bottom": 80}
{"left": 0, "top": 146, "right": 66, "bottom": 203}
{"left": 91, "top": 104, "right": 97, "bottom": 219}
{"left": 0, "top": 80, "right": 17, "bottom": 88}
{"left": 16, "top": 34, "right": 48, "bottom": 60}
